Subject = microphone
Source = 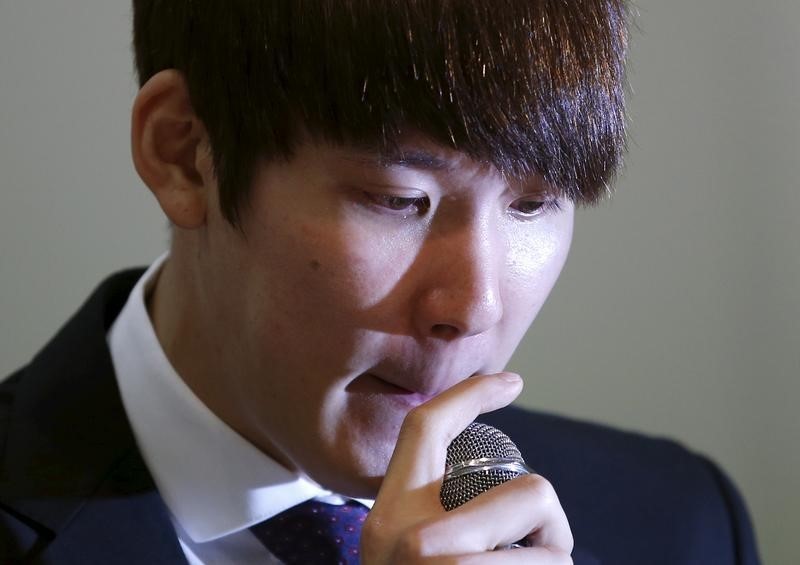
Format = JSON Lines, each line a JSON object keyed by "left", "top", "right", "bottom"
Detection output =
{"left": 440, "top": 422, "right": 535, "bottom": 548}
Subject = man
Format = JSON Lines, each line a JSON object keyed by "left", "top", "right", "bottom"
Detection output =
{"left": 0, "top": 1, "right": 760, "bottom": 563}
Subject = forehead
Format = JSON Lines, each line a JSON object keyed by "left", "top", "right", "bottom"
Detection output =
{"left": 317, "top": 134, "right": 551, "bottom": 196}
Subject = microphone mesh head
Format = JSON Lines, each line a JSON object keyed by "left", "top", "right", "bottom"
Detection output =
{"left": 440, "top": 422, "right": 527, "bottom": 511}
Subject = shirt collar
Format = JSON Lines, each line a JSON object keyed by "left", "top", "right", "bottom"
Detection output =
{"left": 108, "top": 253, "right": 338, "bottom": 543}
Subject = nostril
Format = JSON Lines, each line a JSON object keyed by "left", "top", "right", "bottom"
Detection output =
{"left": 430, "top": 323, "right": 461, "bottom": 340}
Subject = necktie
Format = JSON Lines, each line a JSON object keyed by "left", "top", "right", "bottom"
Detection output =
{"left": 250, "top": 499, "right": 369, "bottom": 564}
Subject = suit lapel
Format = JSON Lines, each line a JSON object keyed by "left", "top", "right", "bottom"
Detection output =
{"left": 42, "top": 447, "right": 187, "bottom": 563}
{"left": 0, "top": 269, "right": 185, "bottom": 562}
{"left": 572, "top": 545, "right": 602, "bottom": 565}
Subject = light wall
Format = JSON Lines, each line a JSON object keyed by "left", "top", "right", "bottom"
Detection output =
{"left": 1, "top": 2, "right": 797, "bottom": 563}
{"left": 511, "top": 2, "right": 800, "bottom": 562}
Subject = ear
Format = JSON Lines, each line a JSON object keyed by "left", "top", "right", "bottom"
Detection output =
{"left": 131, "top": 70, "right": 210, "bottom": 229}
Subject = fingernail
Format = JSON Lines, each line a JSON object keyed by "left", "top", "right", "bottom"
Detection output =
{"left": 498, "top": 372, "right": 522, "bottom": 383}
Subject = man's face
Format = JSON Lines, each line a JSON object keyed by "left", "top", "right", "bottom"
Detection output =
{"left": 193, "top": 136, "right": 573, "bottom": 496}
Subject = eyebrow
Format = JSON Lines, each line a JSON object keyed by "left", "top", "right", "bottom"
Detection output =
{"left": 346, "top": 149, "right": 454, "bottom": 172}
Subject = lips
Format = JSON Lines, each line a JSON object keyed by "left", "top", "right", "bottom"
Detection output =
{"left": 366, "top": 366, "right": 480, "bottom": 399}
{"left": 342, "top": 373, "right": 434, "bottom": 409}
{"left": 363, "top": 338, "right": 492, "bottom": 396}
{"left": 369, "top": 376, "right": 418, "bottom": 395}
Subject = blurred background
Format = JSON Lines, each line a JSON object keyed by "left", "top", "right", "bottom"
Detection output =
{"left": 1, "top": 1, "right": 797, "bottom": 562}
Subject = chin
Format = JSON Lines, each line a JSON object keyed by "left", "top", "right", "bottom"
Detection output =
{"left": 307, "top": 430, "right": 398, "bottom": 499}
{"left": 303, "top": 392, "right": 412, "bottom": 498}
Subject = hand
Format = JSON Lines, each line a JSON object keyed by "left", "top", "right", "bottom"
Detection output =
{"left": 361, "top": 372, "right": 574, "bottom": 564}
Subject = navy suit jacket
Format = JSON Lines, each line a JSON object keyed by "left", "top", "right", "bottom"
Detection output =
{"left": 0, "top": 270, "right": 760, "bottom": 564}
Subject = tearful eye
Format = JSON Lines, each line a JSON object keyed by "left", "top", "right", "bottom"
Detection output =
{"left": 509, "top": 196, "right": 562, "bottom": 219}
{"left": 365, "top": 193, "right": 430, "bottom": 216}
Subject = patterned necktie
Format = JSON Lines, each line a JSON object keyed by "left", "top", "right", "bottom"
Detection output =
{"left": 250, "top": 499, "right": 369, "bottom": 564}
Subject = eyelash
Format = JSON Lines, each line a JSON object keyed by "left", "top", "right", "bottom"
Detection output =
{"left": 364, "top": 193, "right": 430, "bottom": 216}
{"left": 363, "top": 192, "right": 562, "bottom": 219}
{"left": 508, "top": 197, "right": 563, "bottom": 219}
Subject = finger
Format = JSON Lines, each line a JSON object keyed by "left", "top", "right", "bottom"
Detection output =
{"left": 379, "top": 372, "right": 523, "bottom": 496}
{"left": 429, "top": 547, "right": 573, "bottom": 565}
{"left": 417, "top": 473, "right": 573, "bottom": 556}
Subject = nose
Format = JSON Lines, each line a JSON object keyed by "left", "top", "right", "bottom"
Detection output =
{"left": 413, "top": 218, "right": 504, "bottom": 340}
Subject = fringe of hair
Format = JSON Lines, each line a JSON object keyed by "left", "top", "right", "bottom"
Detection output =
{"left": 134, "top": 0, "right": 630, "bottom": 226}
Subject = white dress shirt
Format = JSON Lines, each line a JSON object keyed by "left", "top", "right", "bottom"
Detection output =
{"left": 108, "top": 254, "right": 372, "bottom": 564}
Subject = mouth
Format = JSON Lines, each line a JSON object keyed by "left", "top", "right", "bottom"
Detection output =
{"left": 347, "top": 373, "right": 437, "bottom": 409}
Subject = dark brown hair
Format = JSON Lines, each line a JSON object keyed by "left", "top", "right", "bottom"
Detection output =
{"left": 133, "top": 0, "right": 629, "bottom": 226}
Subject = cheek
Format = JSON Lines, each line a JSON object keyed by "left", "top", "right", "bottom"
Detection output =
{"left": 292, "top": 220, "right": 420, "bottom": 313}
{"left": 242, "top": 217, "right": 420, "bottom": 375}
{"left": 504, "top": 211, "right": 574, "bottom": 311}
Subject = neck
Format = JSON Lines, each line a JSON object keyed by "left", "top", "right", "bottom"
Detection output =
{"left": 147, "top": 251, "right": 297, "bottom": 473}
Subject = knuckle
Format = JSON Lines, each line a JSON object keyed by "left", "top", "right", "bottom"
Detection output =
{"left": 400, "top": 403, "right": 440, "bottom": 438}
{"left": 360, "top": 513, "right": 379, "bottom": 542}
{"left": 360, "top": 512, "right": 394, "bottom": 558}
{"left": 562, "top": 526, "right": 575, "bottom": 551}
{"left": 403, "top": 403, "right": 435, "bottom": 429}
{"left": 392, "top": 524, "right": 436, "bottom": 561}
{"left": 364, "top": 512, "right": 440, "bottom": 564}
{"left": 518, "top": 473, "right": 559, "bottom": 506}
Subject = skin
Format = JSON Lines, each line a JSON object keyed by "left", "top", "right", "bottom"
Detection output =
{"left": 133, "top": 70, "right": 575, "bottom": 561}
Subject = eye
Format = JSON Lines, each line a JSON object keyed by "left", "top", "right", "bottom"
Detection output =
{"left": 508, "top": 196, "right": 562, "bottom": 219}
{"left": 365, "top": 193, "right": 430, "bottom": 216}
